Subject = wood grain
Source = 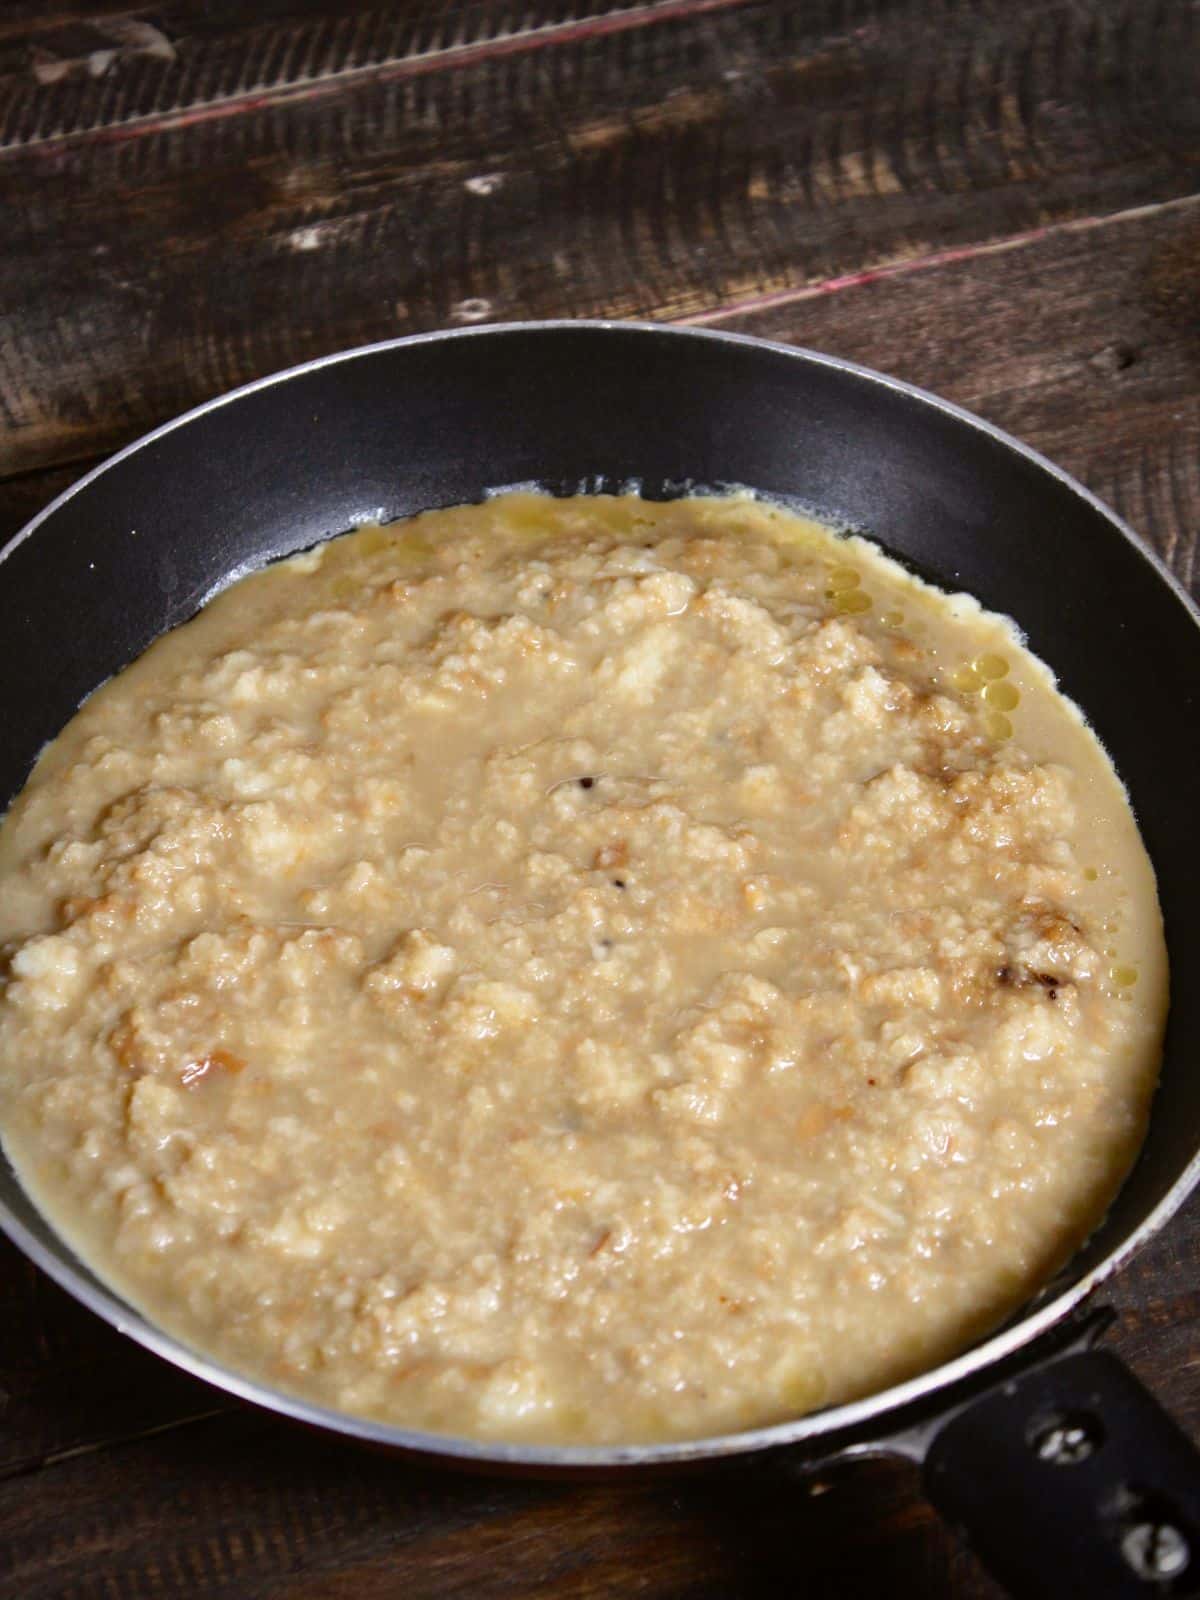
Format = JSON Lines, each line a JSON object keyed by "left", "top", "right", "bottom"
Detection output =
{"left": 1, "top": 1, "right": 1199, "bottom": 1595}
{"left": 1, "top": 0, "right": 1198, "bottom": 476}
{"left": 5, "top": 193, "right": 1197, "bottom": 592}
{"left": 0, "top": 2, "right": 753, "bottom": 150}
{"left": 0, "top": 1243, "right": 226, "bottom": 1481}
{"left": 0, "top": 1399, "right": 988, "bottom": 1599}
{"left": 0, "top": 461, "right": 84, "bottom": 545}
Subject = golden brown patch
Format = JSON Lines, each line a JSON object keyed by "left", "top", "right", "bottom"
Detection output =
{"left": 796, "top": 1103, "right": 854, "bottom": 1140}
{"left": 61, "top": 892, "right": 133, "bottom": 930}
{"left": 180, "top": 1049, "right": 246, "bottom": 1088}
{"left": 593, "top": 839, "right": 629, "bottom": 871}
{"left": 107, "top": 1015, "right": 143, "bottom": 1072}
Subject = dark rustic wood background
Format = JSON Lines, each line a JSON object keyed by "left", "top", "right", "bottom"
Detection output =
{"left": 1, "top": 3, "right": 1198, "bottom": 1595}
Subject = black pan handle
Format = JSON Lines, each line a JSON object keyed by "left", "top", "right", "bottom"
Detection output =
{"left": 922, "top": 1345, "right": 1200, "bottom": 1597}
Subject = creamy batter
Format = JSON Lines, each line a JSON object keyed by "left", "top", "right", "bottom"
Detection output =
{"left": 0, "top": 492, "right": 1167, "bottom": 1443}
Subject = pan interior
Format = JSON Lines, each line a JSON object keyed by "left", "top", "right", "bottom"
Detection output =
{"left": 1, "top": 324, "right": 1197, "bottom": 1460}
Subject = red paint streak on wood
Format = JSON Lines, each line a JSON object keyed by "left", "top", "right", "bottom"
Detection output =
{"left": 679, "top": 193, "right": 1200, "bottom": 326}
{"left": 20, "top": 0, "right": 754, "bottom": 156}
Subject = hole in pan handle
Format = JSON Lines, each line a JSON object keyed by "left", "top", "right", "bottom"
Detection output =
{"left": 894, "top": 1315, "right": 1200, "bottom": 1598}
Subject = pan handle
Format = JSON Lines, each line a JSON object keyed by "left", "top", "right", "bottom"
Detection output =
{"left": 917, "top": 1342, "right": 1200, "bottom": 1598}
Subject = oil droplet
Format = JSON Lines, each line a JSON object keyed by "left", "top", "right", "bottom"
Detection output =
{"left": 1083, "top": 867, "right": 1099, "bottom": 882}
{"left": 833, "top": 589, "right": 872, "bottom": 614}
{"left": 976, "top": 653, "right": 1009, "bottom": 680}
{"left": 983, "top": 680, "right": 1020, "bottom": 712}
{"left": 984, "top": 711, "right": 1013, "bottom": 740}
{"left": 952, "top": 665, "right": 984, "bottom": 692}
{"left": 1110, "top": 964, "right": 1138, "bottom": 987}
{"left": 827, "top": 566, "right": 861, "bottom": 592}
{"left": 880, "top": 609, "right": 904, "bottom": 628}
{"left": 1104, "top": 920, "right": 1118, "bottom": 934}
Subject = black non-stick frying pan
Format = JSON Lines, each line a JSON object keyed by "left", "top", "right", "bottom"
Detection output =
{"left": 2, "top": 323, "right": 1199, "bottom": 1597}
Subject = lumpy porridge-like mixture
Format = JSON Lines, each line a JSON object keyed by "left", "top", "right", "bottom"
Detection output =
{"left": 0, "top": 493, "right": 1166, "bottom": 1444}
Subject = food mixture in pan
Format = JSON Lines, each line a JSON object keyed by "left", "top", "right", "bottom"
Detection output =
{"left": 0, "top": 493, "right": 1167, "bottom": 1444}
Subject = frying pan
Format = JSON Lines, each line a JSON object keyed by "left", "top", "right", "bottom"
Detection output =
{"left": 2, "top": 322, "right": 1199, "bottom": 1597}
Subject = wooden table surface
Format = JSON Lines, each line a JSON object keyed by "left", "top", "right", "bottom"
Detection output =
{"left": 1, "top": 3, "right": 1198, "bottom": 1595}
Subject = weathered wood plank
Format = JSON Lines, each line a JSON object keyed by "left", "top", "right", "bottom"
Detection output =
{"left": 0, "top": 1240, "right": 229, "bottom": 1480}
{"left": 0, "top": 460, "right": 92, "bottom": 545}
{"left": 0, "top": 2, "right": 747, "bottom": 150}
{"left": 1, "top": 0, "right": 1197, "bottom": 476}
{"left": 4, "top": 195, "right": 1197, "bottom": 594}
{"left": 0, "top": 1402, "right": 981, "bottom": 1599}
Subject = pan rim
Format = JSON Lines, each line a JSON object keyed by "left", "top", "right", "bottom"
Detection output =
{"left": 2, "top": 318, "right": 1198, "bottom": 1469}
